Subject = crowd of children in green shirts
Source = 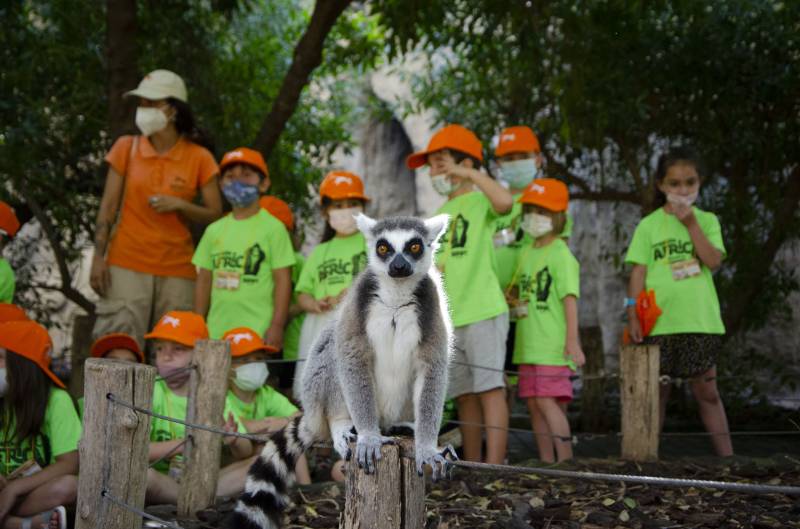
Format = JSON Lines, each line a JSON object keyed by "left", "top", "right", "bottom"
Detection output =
{"left": 0, "top": 122, "right": 733, "bottom": 528}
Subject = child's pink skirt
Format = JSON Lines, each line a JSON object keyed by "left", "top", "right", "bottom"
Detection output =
{"left": 518, "top": 365, "right": 574, "bottom": 401}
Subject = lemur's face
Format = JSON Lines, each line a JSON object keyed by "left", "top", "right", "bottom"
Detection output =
{"left": 356, "top": 214, "right": 449, "bottom": 280}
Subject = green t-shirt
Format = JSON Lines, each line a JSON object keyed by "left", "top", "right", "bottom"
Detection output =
{"left": 193, "top": 209, "right": 296, "bottom": 339}
{"left": 294, "top": 233, "right": 367, "bottom": 300}
{"left": 624, "top": 207, "right": 726, "bottom": 336}
{"left": 149, "top": 379, "right": 243, "bottom": 474}
{"left": 494, "top": 198, "right": 574, "bottom": 292}
{"left": 436, "top": 192, "right": 508, "bottom": 327}
{"left": 283, "top": 252, "right": 306, "bottom": 360}
{"left": 225, "top": 386, "right": 298, "bottom": 426}
{"left": 0, "top": 388, "right": 81, "bottom": 476}
{"left": 0, "top": 258, "right": 15, "bottom": 303}
{"left": 512, "top": 238, "right": 580, "bottom": 367}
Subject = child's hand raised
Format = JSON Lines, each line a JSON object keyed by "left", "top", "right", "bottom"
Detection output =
{"left": 222, "top": 412, "right": 239, "bottom": 447}
{"left": 564, "top": 339, "right": 586, "bottom": 368}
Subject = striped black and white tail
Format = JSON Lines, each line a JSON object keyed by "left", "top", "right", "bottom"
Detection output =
{"left": 227, "top": 415, "right": 314, "bottom": 529}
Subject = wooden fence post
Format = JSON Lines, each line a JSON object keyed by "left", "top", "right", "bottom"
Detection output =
{"left": 177, "top": 339, "right": 231, "bottom": 518}
{"left": 76, "top": 359, "right": 156, "bottom": 529}
{"left": 620, "top": 344, "right": 660, "bottom": 461}
{"left": 342, "top": 437, "right": 425, "bottom": 529}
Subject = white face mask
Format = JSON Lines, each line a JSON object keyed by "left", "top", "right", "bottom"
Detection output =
{"left": 500, "top": 159, "right": 538, "bottom": 190}
{"left": 328, "top": 207, "right": 361, "bottom": 235}
{"left": 233, "top": 362, "right": 269, "bottom": 391}
{"left": 0, "top": 368, "right": 7, "bottom": 397}
{"left": 135, "top": 106, "right": 169, "bottom": 136}
{"left": 666, "top": 191, "right": 698, "bottom": 208}
{"left": 431, "top": 174, "right": 457, "bottom": 196}
{"left": 521, "top": 212, "right": 553, "bottom": 238}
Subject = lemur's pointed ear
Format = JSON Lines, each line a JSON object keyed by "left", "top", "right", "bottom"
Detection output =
{"left": 355, "top": 212, "right": 377, "bottom": 236}
{"left": 424, "top": 214, "right": 450, "bottom": 245}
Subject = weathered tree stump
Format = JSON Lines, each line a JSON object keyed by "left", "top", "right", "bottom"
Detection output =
{"left": 342, "top": 438, "right": 424, "bottom": 529}
{"left": 620, "top": 344, "right": 660, "bottom": 461}
{"left": 76, "top": 359, "right": 156, "bottom": 529}
{"left": 178, "top": 339, "right": 231, "bottom": 518}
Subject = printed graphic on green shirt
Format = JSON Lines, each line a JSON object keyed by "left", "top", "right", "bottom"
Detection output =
{"left": 318, "top": 252, "right": 367, "bottom": 285}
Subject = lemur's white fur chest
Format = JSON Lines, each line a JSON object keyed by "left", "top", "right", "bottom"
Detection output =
{"left": 365, "top": 282, "right": 421, "bottom": 426}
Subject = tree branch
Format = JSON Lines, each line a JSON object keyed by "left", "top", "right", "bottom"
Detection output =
{"left": 722, "top": 166, "right": 800, "bottom": 336}
{"left": 106, "top": 0, "right": 139, "bottom": 139}
{"left": 544, "top": 153, "right": 640, "bottom": 204}
{"left": 251, "top": 0, "right": 353, "bottom": 160}
{"left": 17, "top": 189, "right": 95, "bottom": 315}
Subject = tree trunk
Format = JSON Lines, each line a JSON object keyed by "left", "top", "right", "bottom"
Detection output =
{"left": 723, "top": 168, "right": 800, "bottom": 336}
{"left": 251, "top": 0, "right": 353, "bottom": 159}
{"left": 106, "top": 0, "right": 139, "bottom": 139}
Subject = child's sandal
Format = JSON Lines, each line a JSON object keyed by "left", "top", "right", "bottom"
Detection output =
{"left": 20, "top": 505, "right": 66, "bottom": 529}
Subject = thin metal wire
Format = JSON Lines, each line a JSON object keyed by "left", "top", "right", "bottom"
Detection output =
{"left": 107, "top": 393, "right": 271, "bottom": 443}
{"left": 102, "top": 490, "right": 184, "bottom": 529}
{"left": 450, "top": 460, "right": 800, "bottom": 496}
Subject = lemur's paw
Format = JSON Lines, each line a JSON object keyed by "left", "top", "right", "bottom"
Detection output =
{"left": 415, "top": 444, "right": 458, "bottom": 481}
{"left": 353, "top": 433, "right": 395, "bottom": 474}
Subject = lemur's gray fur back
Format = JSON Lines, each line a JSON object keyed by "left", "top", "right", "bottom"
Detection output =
{"left": 228, "top": 214, "right": 452, "bottom": 529}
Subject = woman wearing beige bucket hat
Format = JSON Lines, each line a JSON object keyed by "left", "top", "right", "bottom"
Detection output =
{"left": 90, "top": 69, "right": 223, "bottom": 349}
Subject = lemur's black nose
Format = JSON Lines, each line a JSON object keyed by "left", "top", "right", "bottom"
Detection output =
{"left": 388, "top": 255, "right": 413, "bottom": 277}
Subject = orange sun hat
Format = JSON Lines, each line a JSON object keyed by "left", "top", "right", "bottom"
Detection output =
{"left": 222, "top": 327, "right": 278, "bottom": 357}
{"left": 518, "top": 178, "right": 569, "bottom": 212}
{"left": 220, "top": 147, "right": 269, "bottom": 178}
{"left": 259, "top": 196, "right": 294, "bottom": 232}
{"left": 144, "top": 311, "right": 208, "bottom": 348}
{"left": 0, "top": 201, "right": 21, "bottom": 238}
{"left": 406, "top": 124, "right": 484, "bottom": 169}
{"left": 90, "top": 333, "right": 144, "bottom": 362}
{"left": 0, "top": 303, "right": 29, "bottom": 323}
{"left": 318, "top": 171, "right": 370, "bottom": 204}
{"left": 0, "top": 321, "right": 65, "bottom": 388}
{"left": 495, "top": 126, "right": 541, "bottom": 157}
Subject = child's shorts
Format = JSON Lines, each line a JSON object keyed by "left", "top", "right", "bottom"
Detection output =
{"left": 447, "top": 312, "right": 509, "bottom": 399}
{"left": 518, "top": 365, "right": 574, "bottom": 401}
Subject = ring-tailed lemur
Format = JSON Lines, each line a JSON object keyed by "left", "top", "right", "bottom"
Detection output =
{"left": 228, "top": 213, "right": 453, "bottom": 529}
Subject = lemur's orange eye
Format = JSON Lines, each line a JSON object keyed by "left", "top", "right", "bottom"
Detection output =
{"left": 377, "top": 244, "right": 389, "bottom": 256}
{"left": 410, "top": 243, "right": 421, "bottom": 254}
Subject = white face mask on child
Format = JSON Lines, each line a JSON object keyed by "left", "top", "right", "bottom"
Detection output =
{"left": 233, "top": 363, "right": 269, "bottom": 391}
{"left": 328, "top": 207, "right": 361, "bottom": 235}
{"left": 666, "top": 191, "right": 698, "bottom": 208}
{"left": 521, "top": 212, "right": 553, "bottom": 238}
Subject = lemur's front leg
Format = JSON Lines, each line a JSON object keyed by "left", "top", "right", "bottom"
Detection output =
{"left": 337, "top": 335, "right": 394, "bottom": 474}
{"left": 413, "top": 333, "right": 453, "bottom": 481}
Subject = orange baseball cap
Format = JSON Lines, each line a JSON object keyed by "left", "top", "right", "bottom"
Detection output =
{"left": 495, "top": 126, "right": 541, "bottom": 156}
{"left": 220, "top": 147, "right": 269, "bottom": 178}
{"left": 259, "top": 196, "right": 294, "bottom": 232}
{"left": 518, "top": 178, "right": 569, "bottom": 212}
{"left": 222, "top": 327, "right": 278, "bottom": 357}
{"left": 406, "top": 124, "right": 484, "bottom": 169}
{"left": 90, "top": 333, "right": 144, "bottom": 362}
{"left": 0, "top": 303, "right": 28, "bottom": 323}
{"left": 144, "top": 311, "right": 208, "bottom": 348}
{"left": 319, "top": 171, "right": 370, "bottom": 204}
{"left": 0, "top": 321, "right": 65, "bottom": 388}
{"left": 0, "top": 201, "right": 21, "bottom": 238}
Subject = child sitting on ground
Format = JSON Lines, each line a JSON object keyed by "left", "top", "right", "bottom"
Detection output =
{"left": 78, "top": 332, "right": 144, "bottom": 419}
{"left": 509, "top": 179, "right": 585, "bottom": 462}
{"left": 0, "top": 320, "right": 81, "bottom": 529}
{"left": 222, "top": 327, "right": 310, "bottom": 484}
{"left": 142, "top": 311, "right": 253, "bottom": 504}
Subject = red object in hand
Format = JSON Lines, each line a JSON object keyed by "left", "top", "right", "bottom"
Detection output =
{"left": 622, "top": 290, "right": 662, "bottom": 345}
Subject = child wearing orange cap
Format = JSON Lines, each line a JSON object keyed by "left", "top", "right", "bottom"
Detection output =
{"left": 222, "top": 327, "right": 311, "bottom": 484}
{"left": 509, "top": 179, "right": 585, "bottom": 462}
{"left": 142, "top": 311, "right": 253, "bottom": 504}
{"left": 406, "top": 124, "right": 513, "bottom": 465}
{"left": 193, "top": 148, "right": 295, "bottom": 346}
{"left": 0, "top": 201, "right": 21, "bottom": 304}
{"left": 0, "top": 320, "right": 79, "bottom": 529}
{"left": 77, "top": 333, "right": 144, "bottom": 419}
{"left": 293, "top": 170, "right": 370, "bottom": 396}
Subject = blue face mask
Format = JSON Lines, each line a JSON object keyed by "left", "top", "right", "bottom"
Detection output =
{"left": 222, "top": 180, "right": 260, "bottom": 208}
{"left": 500, "top": 159, "right": 538, "bottom": 190}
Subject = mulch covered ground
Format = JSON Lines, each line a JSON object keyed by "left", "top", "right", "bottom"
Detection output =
{"left": 155, "top": 454, "right": 800, "bottom": 528}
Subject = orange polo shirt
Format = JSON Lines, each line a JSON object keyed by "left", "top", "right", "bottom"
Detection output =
{"left": 105, "top": 135, "right": 219, "bottom": 279}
